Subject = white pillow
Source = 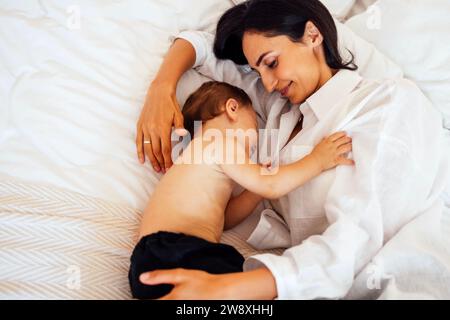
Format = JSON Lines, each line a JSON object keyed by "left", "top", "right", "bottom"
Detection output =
{"left": 319, "top": 0, "right": 356, "bottom": 21}
{"left": 334, "top": 19, "right": 402, "bottom": 79}
{"left": 346, "top": 0, "right": 377, "bottom": 19}
{"left": 346, "top": 0, "right": 450, "bottom": 129}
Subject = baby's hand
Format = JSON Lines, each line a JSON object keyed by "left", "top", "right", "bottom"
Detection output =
{"left": 310, "top": 131, "right": 355, "bottom": 171}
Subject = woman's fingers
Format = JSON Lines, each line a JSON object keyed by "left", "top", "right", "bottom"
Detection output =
{"left": 173, "top": 108, "right": 186, "bottom": 134}
{"left": 160, "top": 128, "right": 173, "bottom": 172}
{"left": 136, "top": 80, "right": 186, "bottom": 169}
{"left": 158, "top": 108, "right": 186, "bottom": 172}
{"left": 175, "top": 128, "right": 189, "bottom": 137}
{"left": 136, "top": 124, "right": 145, "bottom": 164}
{"left": 146, "top": 144, "right": 160, "bottom": 173}
{"left": 143, "top": 129, "right": 160, "bottom": 172}
{"left": 140, "top": 269, "right": 186, "bottom": 286}
{"left": 143, "top": 124, "right": 178, "bottom": 173}
{"left": 149, "top": 131, "right": 165, "bottom": 173}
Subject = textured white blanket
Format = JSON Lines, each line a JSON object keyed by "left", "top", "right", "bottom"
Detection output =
{"left": 0, "top": 179, "right": 282, "bottom": 299}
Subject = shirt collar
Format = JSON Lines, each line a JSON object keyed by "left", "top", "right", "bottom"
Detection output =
{"left": 299, "top": 69, "right": 362, "bottom": 121}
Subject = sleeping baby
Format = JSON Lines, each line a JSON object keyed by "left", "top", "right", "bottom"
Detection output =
{"left": 128, "top": 81, "right": 354, "bottom": 299}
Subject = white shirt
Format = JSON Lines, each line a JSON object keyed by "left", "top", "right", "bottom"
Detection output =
{"left": 177, "top": 31, "right": 450, "bottom": 299}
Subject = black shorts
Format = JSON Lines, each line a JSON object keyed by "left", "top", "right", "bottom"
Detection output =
{"left": 128, "top": 231, "right": 245, "bottom": 299}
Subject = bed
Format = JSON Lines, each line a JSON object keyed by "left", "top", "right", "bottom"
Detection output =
{"left": 1, "top": 0, "right": 449, "bottom": 299}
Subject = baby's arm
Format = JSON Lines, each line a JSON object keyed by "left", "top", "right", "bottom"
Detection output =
{"left": 224, "top": 190, "right": 263, "bottom": 230}
{"left": 220, "top": 132, "right": 354, "bottom": 200}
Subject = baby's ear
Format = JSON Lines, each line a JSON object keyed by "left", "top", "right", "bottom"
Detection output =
{"left": 224, "top": 98, "right": 239, "bottom": 122}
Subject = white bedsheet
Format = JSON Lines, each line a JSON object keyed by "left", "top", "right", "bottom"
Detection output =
{"left": 0, "top": 178, "right": 282, "bottom": 299}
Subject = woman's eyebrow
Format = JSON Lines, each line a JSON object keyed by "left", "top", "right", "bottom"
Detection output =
{"left": 256, "top": 51, "right": 272, "bottom": 67}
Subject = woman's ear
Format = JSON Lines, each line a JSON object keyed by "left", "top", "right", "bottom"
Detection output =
{"left": 303, "top": 21, "right": 323, "bottom": 48}
{"left": 224, "top": 98, "right": 239, "bottom": 122}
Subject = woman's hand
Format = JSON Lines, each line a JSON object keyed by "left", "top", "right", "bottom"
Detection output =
{"left": 139, "top": 267, "right": 278, "bottom": 300}
{"left": 311, "top": 131, "right": 355, "bottom": 171}
{"left": 140, "top": 268, "right": 235, "bottom": 300}
{"left": 136, "top": 82, "right": 187, "bottom": 173}
{"left": 136, "top": 38, "right": 195, "bottom": 173}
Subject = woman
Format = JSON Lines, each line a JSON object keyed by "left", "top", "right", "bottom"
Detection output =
{"left": 134, "top": 0, "right": 446, "bottom": 299}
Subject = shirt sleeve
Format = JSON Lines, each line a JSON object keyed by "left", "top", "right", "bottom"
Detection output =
{"left": 244, "top": 79, "right": 448, "bottom": 299}
{"left": 176, "top": 30, "right": 211, "bottom": 68}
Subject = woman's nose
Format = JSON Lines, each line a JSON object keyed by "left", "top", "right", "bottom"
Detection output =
{"left": 261, "top": 74, "right": 277, "bottom": 93}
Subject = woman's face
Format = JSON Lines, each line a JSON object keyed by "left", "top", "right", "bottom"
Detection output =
{"left": 242, "top": 22, "right": 332, "bottom": 104}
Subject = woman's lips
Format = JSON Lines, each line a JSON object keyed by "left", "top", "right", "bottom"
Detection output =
{"left": 280, "top": 82, "right": 292, "bottom": 97}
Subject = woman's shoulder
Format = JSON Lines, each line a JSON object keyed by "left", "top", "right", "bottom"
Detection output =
{"left": 361, "top": 76, "right": 426, "bottom": 102}
{"left": 388, "top": 77, "right": 421, "bottom": 91}
{"left": 361, "top": 76, "right": 437, "bottom": 120}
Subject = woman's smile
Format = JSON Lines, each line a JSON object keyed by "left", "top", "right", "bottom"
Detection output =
{"left": 279, "top": 81, "right": 292, "bottom": 97}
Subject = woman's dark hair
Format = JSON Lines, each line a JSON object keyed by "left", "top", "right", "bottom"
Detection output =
{"left": 214, "top": 0, "right": 357, "bottom": 71}
{"left": 182, "top": 81, "right": 253, "bottom": 138}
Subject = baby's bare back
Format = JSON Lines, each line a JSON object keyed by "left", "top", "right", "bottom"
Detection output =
{"left": 139, "top": 160, "right": 235, "bottom": 243}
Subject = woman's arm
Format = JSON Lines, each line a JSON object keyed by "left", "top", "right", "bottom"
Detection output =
{"left": 222, "top": 267, "right": 278, "bottom": 300}
{"left": 140, "top": 267, "right": 278, "bottom": 300}
{"left": 224, "top": 190, "right": 263, "bottom": 230}
{"left": 153, "top": 38, "right": 196, "bottom": 90}
{"left": 136, "top": 38, "right": 195, "bottom": 172}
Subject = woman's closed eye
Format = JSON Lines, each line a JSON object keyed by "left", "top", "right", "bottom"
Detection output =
{"left": 266, "top": 59, "right": 278, "bottom": 69}
{"left": 250, "top": 59, "right": 277, "bottom": 78}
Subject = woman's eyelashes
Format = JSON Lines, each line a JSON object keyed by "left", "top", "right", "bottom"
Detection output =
{"left": 250, "top": 59, "right": 277, "bottom": 78}
{"left": 266, "top": 59, "right": 278, "bottom": 69}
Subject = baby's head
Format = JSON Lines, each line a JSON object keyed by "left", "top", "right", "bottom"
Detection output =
{"left": 182, "top": 81, "right": 257, "bottom": 140}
